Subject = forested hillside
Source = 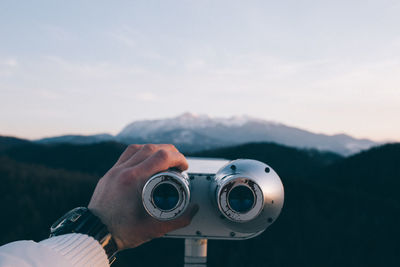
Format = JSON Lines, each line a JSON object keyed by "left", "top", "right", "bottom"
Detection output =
{"left": 0, "top": 156, "right": 97, "bottom": 243}
{"left": 0, "top": 137, "right": 398, "bottom": 267}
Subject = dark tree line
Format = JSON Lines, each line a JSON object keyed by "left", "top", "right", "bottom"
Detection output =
{"left": 0, "top": 138, "right": 399, "bottom": 267}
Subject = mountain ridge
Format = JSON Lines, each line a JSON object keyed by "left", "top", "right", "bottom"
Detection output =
{"left": 33, "top": 113, "right": 378, "bottom": 155}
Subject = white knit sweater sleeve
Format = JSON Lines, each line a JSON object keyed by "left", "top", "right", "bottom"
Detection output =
{"left": 0, "top": 233, "right": 109, "bottom": 267}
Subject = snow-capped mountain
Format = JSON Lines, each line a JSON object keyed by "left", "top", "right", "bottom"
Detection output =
{"left": 118, "top": 112, "right": 256, "bottom": 137}
{"left": 35, "top": 113, "right": 377, "bottom": 155}
{"left": 116, "top": 112, "right": 377, "bottom": 155}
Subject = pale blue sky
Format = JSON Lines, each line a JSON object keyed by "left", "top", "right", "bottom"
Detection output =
{"left": 1, "top": 0, "right": 399, "bottom": 141}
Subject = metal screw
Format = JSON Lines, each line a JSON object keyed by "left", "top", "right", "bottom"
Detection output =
{"left": 230, "top": 232, "right": 236, "bottom": 237}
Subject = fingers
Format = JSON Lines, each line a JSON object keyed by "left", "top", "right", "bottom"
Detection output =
{"left": 133, "top": 149, "right": 188, "bottom": 180}
{"left": 115, "top": 144, "right": 143, "bottom": 165}
{"left": 122, "top": 144, "right": 179, "bottom": 168}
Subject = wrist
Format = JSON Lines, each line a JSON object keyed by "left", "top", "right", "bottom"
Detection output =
{"left": 87, "top": 206, "right": 126, "bottom": 251}
{"left": 50, "top": 207, "right": 119, "bottom": 264}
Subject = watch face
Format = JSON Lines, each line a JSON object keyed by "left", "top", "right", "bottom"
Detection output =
{"left": 50, "top": 207, "right": 86, "bottom": 234}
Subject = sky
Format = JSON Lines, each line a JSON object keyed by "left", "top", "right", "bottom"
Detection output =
{"left": 0, "top": 0, "right": 399, "bottom": 141}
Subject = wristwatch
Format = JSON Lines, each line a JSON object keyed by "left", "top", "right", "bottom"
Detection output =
{"left": 50, "top": 207, "right": 119, "bottom": 264}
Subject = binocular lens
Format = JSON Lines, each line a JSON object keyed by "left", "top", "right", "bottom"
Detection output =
{"left": 228, "top": 185, "right": 255, "bottom": 213}
{"left": 143, "top": 171, "right": 190, "bottom": 220}
{"left": 152, "top": 183, "right": 180, "bottom": 211}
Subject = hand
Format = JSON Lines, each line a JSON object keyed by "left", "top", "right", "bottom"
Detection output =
{"left": 88, "top": 144, "right": 198, "bottom": 250}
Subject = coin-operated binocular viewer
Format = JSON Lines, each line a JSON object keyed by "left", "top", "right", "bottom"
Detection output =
{"left": 142, "top": 158, "right": 284, "bottom": 267}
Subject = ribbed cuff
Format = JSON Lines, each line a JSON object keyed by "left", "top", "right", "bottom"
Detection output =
{"left": 40, "top": 233, "right": 109, "bottom": 267}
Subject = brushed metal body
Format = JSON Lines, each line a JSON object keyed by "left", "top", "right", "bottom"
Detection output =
{"left": 164, "top": 157, "right": 284, "bottom": 240}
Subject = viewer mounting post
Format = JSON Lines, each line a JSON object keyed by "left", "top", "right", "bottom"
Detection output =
{"left": 184, "top": 238, "right": 207, "bottom": 267}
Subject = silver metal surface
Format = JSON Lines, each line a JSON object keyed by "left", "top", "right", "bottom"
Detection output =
{"left": 145, "top": 157, "right": 285, "bottom": 239}
{"left": 187, "top": 157, "right": 230, "bottom": 174}
{"left": 213, "top": 159, "right": 284, "bottom": 233}
{"left": 166, "top": 172, "right": 261, "bottom": 239}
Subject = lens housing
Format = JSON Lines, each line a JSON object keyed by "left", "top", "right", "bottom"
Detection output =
{"left": 217, "top": 177, "right": 263, "bottom": 222}
{"left": 212, "top": 159, "right": 284, "bottom": 233}
{"left": 142, "top": 171, "right": 190, "bottom": 220}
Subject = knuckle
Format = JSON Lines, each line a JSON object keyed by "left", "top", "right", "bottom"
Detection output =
{"left": 155, "top": 149, "right": 170, "bottom": 161}
{"left": 143, "top": 144, "right": 157, "bottom": 152}
{"left": 128, "top": 144, "right": 141, "bottom": 151}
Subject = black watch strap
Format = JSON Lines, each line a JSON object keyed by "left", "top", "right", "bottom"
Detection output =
{"left": 50, "top": 207, "right": 118, "bottom": 264}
